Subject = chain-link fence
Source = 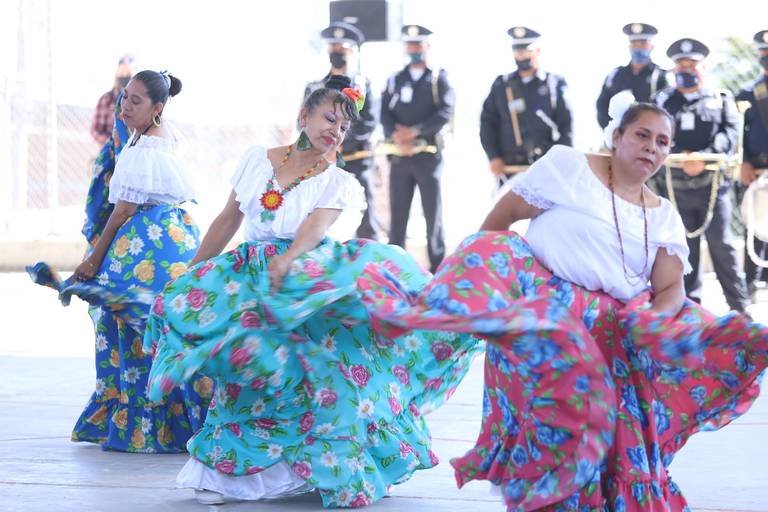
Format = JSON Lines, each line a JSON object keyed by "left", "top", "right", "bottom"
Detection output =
{"left": 0, "top": 0, "right": 336, "bottom": 240}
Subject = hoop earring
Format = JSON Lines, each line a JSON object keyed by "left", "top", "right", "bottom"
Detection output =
{"left": 152, "top": 114, "right": 161, "bottom": 127}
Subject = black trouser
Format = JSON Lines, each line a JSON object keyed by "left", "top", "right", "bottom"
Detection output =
{"left": 674, "top": 184, "right": 750, "bottom": 312}
{"left": 344, "top": 157, "right": 381, "bottom": 240}
{"left": 388, "top": 152, "right": 445, "bottom": 273}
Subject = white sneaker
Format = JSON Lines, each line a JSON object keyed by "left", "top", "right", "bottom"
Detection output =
{"left": 194, "top": 489, "right": 226, "bottom": 505}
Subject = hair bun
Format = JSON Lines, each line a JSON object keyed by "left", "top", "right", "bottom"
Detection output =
{"left": 168, "top": 75, "right": 182, "bottom": 97}
{"left": 325, "top": 74, "right": 352, "bottom": 91}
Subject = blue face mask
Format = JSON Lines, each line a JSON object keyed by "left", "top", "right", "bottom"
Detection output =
{"left": 676, "top": 71, "right": 700, "bottom": 89}
{"left": 408, "top": 52, "right": 424, "bottom": 65}
{"left": 630, "top": 48, "right": 651, "bottom": 64}
{"left": 761, "top": 55, "right": 768, "bottom": 71}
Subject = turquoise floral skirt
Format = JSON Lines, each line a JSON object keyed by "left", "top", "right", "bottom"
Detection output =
{"left": 143, "top": 238, "right": 483, "bottom": 507}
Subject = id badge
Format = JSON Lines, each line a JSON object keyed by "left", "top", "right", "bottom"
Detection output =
{"left": 680, "top": 112, "right": 695, "bottom": 131}
{"left": 400, "top": 84, "right": 413, "bottom": 103}
{"left": 509, "top": 98, "right": 526, "bottom": 113}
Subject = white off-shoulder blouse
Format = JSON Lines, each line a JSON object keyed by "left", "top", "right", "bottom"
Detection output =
{"left": 508, "top": 145, "right": 692, "bottom": 302}
{"left": 108, "top": 134, "right": 195, "bottom": 205}
{"left": 230, "top": 146, "right": 366, "bottom": 241}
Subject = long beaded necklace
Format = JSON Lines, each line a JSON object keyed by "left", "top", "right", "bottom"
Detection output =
{"left": 608, "top": 161, "right": 650, "bottom": 285}
{"left": 259, "top": 144, "right": 325, "bottom": 222}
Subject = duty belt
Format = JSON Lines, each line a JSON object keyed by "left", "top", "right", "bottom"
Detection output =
{"left": 749, "top": 154, "right": 768, "bottom": 169}
{"left": 377, "top": 139, "right": 438, "bottom": 157}
{"left": 667, "top": 167, "right": 719, "bottom": 190}
{"left": 342, "top": 150, "right": 373, "bottom": 162}
{"left": 503, "top": 165, "right": 529, "bottom": 174}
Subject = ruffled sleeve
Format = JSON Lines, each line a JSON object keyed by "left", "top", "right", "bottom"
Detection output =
{"left": 313, "top": 167, "right": 367, "bottom": 211}
{"left": 655, "top": 200, "right": 694, "bottom": 275}
{"left": 229, "top": 146, "right": 270, "bottom": 215}
{"left": 108, "top": 136, "right": 195, "bottom": 205}
{"left": 508, "top": 145, "right": 585, "bottom": 210}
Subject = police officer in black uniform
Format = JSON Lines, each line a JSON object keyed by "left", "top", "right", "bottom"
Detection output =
{"left": 736, "top": 29, "right": 768, "bottom": 297}
{"left": 380, "top": 24, "right": 454, "bottom": 273}
{"left": 480, "top": 26, "right": 572, "bottom": 184}
{"left": 304, "top": 22, "right": 380, "bottom": 239}
{"left": 656, "top": 38, "right": 750, "bottom": 312}
{"left": 596, "top": 23, "right": 669, "bottom": 129}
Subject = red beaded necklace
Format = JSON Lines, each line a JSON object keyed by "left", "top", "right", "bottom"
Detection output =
{"left": 608, "top": 161, "right": 650, "bottom": 285}
{"left": 259, "top": 144, "right": 325, "bottom": 222}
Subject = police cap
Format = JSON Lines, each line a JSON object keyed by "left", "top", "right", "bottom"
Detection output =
{"left": 401, "top": 25, "right": 432, "bottom": 43}
{"left": 754, "top": 30, "right": 768, "bottom": 50}
{"left": 666, "top": 38, "right": 709, "bottom": 61}
{"left": 622, "top": 23, "right": 658, "bottom": 41}
{"left": 321, "top": 22, "right": 365, "bottom": 47}
{"left": 507, "top": 26, "right": 541, "bottom": 50}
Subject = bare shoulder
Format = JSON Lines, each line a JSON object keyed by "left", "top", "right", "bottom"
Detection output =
{"left": 643, "top": 185, "right": 662, "bottom": 208}
{"left": 266, "top": 145, "right": 289, "bottom": 166}
{"left": 266, "top": 145, "right": 287, "bottom": 159}
{"left": 585, "top": 152, "right": 610, "bottom": 184}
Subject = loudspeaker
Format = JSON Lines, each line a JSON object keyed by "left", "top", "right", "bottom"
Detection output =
{"left": 329, "top": 0, "right": 402, "bottom": 43}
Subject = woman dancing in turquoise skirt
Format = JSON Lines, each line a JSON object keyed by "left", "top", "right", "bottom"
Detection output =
{"left": 143, "top": 74, "right": 481, "bottom": 506}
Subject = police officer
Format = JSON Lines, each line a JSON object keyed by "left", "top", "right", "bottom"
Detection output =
{"left": 736, "top": 29, "right": 768, "bottom": 298}
{"left": 381, "top": 24, "right": 454, "bottom": 273}
{"left": 304, "top": 22, "right": 381, "bottom": 240}
{"left": 596, "top": 23, "right": 669, "bottom": 129}
{"left": 480, "top": 26, "right": 572, "bottom": 184}
{"left": 656, "top": 38, "right": 750, "bottom": 312}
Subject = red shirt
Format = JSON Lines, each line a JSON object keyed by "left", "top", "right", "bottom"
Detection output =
{"left": 90, "top": 89, "right": 118, "bottom": 145}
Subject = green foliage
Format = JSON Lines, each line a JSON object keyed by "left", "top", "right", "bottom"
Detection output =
{"left": 710, "top": 36, "right": 762, "bottom": 93}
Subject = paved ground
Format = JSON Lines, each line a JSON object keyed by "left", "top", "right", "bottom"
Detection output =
{"left": 1, "top": 271, "right": 767, "bottom": 511}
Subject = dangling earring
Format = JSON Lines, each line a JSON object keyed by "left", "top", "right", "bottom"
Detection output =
{"left": 335, "top": 151, "right": 346, "bottom": 168}
{"left": 152, "top": 114, "right": 161, "bottom": 127}
{"left": 297, "top": 131, "right": 312, "bottom": 151}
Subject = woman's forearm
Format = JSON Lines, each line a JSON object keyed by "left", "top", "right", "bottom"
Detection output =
{"left": 284, "top": 210, "right": 340, "bottom": 260}
{"left": 649, "top": 249, "right": 685, "bottom": 315}
{"left": 480, "top": 191, "right": 542, "bottom": 231}
{"left": 650, "top": 284, "right": 685, "bottom": 314}
{"left": 89, "top": 203, "right": 137, "bottom": 266}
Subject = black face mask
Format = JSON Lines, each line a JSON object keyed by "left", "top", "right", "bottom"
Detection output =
{"left": 675, "top": 71, "right": 699, "bottom": 89}
{"left": 515, "top": 58, "right": 533, "bottom": 71}
{"left": 117, "top": 76, "right": 131, "bottom": 89}
{"left": 760, "top": 55, "right": 768, "bottom": 71}
{"left": 329, "top": 51, "right": 347, "bottom": 69}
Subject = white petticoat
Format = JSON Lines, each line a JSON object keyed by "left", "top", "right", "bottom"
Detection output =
{"left": 176, "top": 458, "right": 312, "bottom": 500}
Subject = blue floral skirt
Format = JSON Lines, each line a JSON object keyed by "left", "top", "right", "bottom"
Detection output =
{"left": 28, "top": 204, "right": 211, "bottom": 452}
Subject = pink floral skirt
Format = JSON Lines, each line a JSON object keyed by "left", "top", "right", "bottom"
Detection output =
{"left": 358, "top": 231, "right": 766, "bottom": 511}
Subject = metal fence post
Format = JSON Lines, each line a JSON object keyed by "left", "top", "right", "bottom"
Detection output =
{"left": 45, "top": 0, "right": 58, "bottom": 222}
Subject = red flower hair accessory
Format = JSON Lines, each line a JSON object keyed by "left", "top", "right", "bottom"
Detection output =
{"left": 341, "top": 87, "right": 365, "bottom": 114}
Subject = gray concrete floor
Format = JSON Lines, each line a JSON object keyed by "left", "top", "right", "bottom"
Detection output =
{"left": 1, "top": 272, "right": 767, "bottom": 511}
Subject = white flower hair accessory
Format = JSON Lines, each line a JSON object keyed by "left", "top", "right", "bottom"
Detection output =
{"left": 604, "top": 90, "right": 636, "bottom": 150}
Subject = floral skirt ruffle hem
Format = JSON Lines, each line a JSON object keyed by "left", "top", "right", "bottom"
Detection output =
{"left": 28, "top": 205, "right": 211, "bottom": 452}
{"left": 144, "top": 238, "right": 483, "bottom": 507}
{"left": 357, "top": 231, "right": 767, "bottom": 511}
